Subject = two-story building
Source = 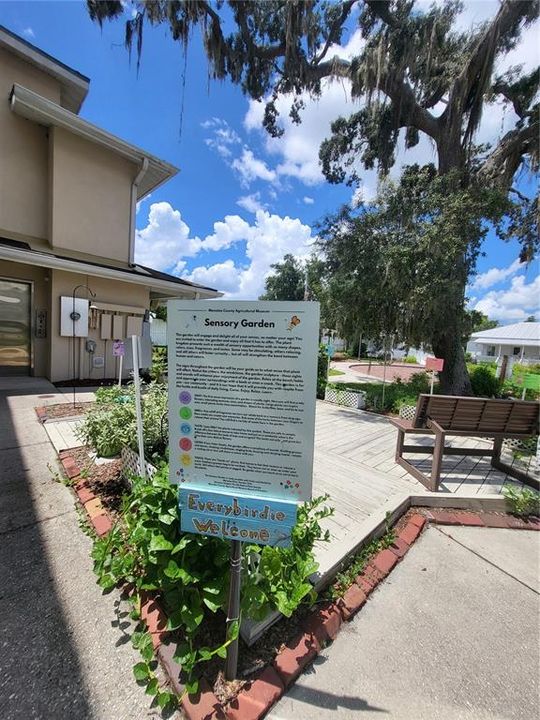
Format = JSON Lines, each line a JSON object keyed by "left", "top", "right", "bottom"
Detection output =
{"left": 0, "top": 26, "right": 219, "bottom": 382}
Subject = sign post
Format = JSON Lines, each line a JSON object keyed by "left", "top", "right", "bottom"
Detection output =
{"left": 224, "top": 539, "right": 242, "bottom": 680}
{"left": 131, "top": 335, "right": 146, "bottom": 480}
{"left": 113, "top": 339, "right": 125, "bottom": 387}
{"left": 425, "top": 356, "right": 445, "bottom": 394}
{"left": 167, "top": 300, "right": 320, "bottom": 679}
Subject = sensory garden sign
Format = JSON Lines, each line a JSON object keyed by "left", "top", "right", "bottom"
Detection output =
{"left": 167, "top": 300, "right": 320, "bottom": 547}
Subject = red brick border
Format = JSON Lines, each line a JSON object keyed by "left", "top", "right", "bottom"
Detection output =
{"left": 59, "top": 451, "right": 114, "bottom": 538}
{"left": 58, "top": 448, "right": 540, "bottom": 720}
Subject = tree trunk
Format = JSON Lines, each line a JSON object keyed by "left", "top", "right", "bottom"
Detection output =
{"left": 432, "top": 330, "right": 473, "bottom": 396}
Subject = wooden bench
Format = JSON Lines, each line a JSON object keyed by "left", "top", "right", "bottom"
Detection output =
{"left": 390, "top": 394, "right": 539, "bottom": 492}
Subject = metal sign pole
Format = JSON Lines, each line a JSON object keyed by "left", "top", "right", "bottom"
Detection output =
{"left": 131, "top": 335, "right": 146, "bottom": 480}
{"left": 118, "top": 353, "right": 123, "bottom": 387}
{"left": 224, "top": 540, "right": 242, "bottom": 681}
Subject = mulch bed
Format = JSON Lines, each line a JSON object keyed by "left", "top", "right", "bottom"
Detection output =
{"left": 37, "top": 401, "right": 98, "bottom": 421}
{"left": 61, "top": 445, "right": 127, "bottom": 516}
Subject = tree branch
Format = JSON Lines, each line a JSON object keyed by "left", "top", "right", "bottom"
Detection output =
{"left": 445, "top": 0, "right": 536, "bottom": 132}
{"left": 313, "top": 0, "right": 357, "bottom": 64}
{"left": 477, "top": 119, "right": 539, "bottom": 190}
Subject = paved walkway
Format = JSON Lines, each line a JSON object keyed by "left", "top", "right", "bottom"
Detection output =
{"left": 269, "top": 526, "right": 540, "bottom": 720}
{"left": 0, "top": 378, "right": 157, "bottom": 720}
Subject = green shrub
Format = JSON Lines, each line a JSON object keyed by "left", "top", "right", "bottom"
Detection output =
{"left": 469, "top": 365, "right": 501, "bottom": 398}
{"left": 77, "top": 382, "right": 168, "bottom": 458}
{"left": 503, "top": 485, "right": 540, "bottom": 517}
{"left": 347, "top": 372, "right": 431, "bottom": 413}
{"left": 317, "top": 344, "right": 328, "bottom": 399}
{"left": 92, "top": 466, "right": 333, "bottom": 690}
{"left": 150, "top": 346, "right": 167, "bottom": 382}
{"left": 513, "top": 362, "right": 540, "bottom": 375}
{"left": 403, "top": 355, "right": 418, "bottom": 364}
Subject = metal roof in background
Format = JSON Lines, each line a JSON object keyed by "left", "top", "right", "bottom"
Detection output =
{"left": 470, "top": 322, "right": 540, "bottom": 347}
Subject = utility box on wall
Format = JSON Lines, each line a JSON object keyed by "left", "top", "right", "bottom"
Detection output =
{"left": 60, "top": 296, "right": 89, "bottom": 337}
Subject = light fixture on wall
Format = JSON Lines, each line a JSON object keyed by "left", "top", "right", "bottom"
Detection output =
{"left": 71, "top": 284, "right": 96, "bottom": 408}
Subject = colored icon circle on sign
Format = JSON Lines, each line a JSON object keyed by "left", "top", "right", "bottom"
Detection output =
{"left": 179, "top": 438, "right": 192, "bottom": 451}
{"left": 180, "top": 453, "right": 192, "bottom": 467}
{"left": 179, "top": 390, "right": 192, "bottom": 404}
{"left": 180, "top": 423, "right": 192, "bottom": 434}
{"left": 179, "top": 407, "right": 192, "bottom": 419}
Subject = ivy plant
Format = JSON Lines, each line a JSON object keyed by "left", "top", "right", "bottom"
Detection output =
{"left": 91, "top": 465, "right": 333, "bottom": 693}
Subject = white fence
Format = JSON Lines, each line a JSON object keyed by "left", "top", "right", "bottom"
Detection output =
{"left": 325, "top": 386, "right": 366, "bottom": 409}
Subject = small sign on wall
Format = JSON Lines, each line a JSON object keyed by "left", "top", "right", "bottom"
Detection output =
{"left": 35, "top": 309, "right": 47, "bottom": 338}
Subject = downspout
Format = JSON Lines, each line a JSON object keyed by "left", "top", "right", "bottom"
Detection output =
{"left": 129, "top": 158, "right": 149, "bottom": 266}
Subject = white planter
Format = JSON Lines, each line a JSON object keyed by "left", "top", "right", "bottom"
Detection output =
{"left": 121, "top": 446, "right": 157, "bottom": 482}
{"left": 325, "top": 386, "right": 366, "bottom": 409}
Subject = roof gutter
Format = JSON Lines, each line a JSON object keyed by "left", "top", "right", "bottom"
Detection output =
{"left": 129, "top": 158, "right": 149, "bottom": 266}
{"left": 0, "top": 244, "right": 219, "bottom": 299}
{"left": 10, "top": 84, "right": 178, "bottom": 199}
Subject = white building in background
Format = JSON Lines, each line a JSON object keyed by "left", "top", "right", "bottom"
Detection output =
{"left": 467, "top": 322, "right": 540, "bottom": 376}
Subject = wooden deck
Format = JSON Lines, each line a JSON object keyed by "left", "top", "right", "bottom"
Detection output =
{"left": 311, "top": 401, "right": 529, "bottom": 578}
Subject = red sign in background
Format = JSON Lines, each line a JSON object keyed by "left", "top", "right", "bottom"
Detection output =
{"left": 425, "top": 357, "right": 444, "bottom": 372}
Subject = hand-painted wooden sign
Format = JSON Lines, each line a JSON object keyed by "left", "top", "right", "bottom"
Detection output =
{"left": 425, "top": 357, "right": 444, "bottom": 372}
{"left": 179, "top": 488, "right": 297, "bottom": 547}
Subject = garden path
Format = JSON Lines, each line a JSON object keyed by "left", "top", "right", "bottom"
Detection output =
{"left": 311, "top": 401, "right": 521, "bottom": 580}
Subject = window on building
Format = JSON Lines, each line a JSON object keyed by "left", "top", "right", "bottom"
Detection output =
{"left": 513, "top": 347, "right": 521, "bottom": 356}
{"left": 486, "top": 345, "right": 496, "bottom": 357}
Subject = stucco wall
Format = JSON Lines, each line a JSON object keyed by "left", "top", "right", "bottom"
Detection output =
{"left": 49, "top": 269, "right": 150, "bottom": 382}
{"left": 0, "top": 259, "right": 51, "bottom": 377}
{"left": 0, "top": 48, "right": 62, "bottom": 242}
{"left": 49, "top": 127, "right": 136, "bottom": 263}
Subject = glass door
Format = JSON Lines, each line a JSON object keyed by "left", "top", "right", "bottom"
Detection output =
{"left": 0, "top": 279, "right": 31, "bottom": 375}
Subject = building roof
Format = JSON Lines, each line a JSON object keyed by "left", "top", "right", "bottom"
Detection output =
{"left": 470, "top": 322, "right": 540, "bottom": 348}
{"left": 0, "top": 25, "right": 89, "bottom": 113}
{"left": 10, "top": 84, "right": 178, "bottom": 199}
{"left": 0, "top": 238, "right": 221, "bottom": 299}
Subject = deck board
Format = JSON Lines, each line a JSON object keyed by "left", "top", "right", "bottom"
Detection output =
{"left": 311, "top": 401, "right": 525, "bottom": 574}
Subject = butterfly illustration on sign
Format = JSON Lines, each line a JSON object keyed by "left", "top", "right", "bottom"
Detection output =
{"left": 287, "top": 315, "right": 301, "bottom": 331}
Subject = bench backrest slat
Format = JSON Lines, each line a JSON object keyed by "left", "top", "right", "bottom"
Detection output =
{"left": 413, "top": 394, "right": 539, "bottom": 435}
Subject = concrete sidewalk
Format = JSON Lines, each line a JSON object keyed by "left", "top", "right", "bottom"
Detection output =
{"left": 0, "top": 378, "right": 159, "bottom": 719}
{"left": 269, "top": 525, "right": 540, "bottom": 720}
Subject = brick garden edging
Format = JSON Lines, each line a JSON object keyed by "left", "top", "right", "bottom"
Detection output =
{"left": 58, "top": 448, "right": 540, "bottom": 720}
{"left": 59, "top": 449, "right": 113, "bottom": 537}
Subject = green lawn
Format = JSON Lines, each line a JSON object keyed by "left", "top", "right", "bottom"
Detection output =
{"left": 328, "top": 368, "right": 345, "bottom": 376}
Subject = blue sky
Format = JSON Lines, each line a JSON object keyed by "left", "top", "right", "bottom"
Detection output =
{"left": 1, "top": 0, "right": 538, "bottom": 321}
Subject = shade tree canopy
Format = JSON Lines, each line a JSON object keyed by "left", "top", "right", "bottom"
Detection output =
{"left": 87, "top": 0, "right": 539, "bottom": 393}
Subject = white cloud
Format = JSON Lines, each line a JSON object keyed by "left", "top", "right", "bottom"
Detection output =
{"left": 237, "top": 192, "right": 265, "bottom": 213}
{"left": 231, "top": 148, "right": 277, "bottom": 187}
{"left": 200, "top": 215, "right": 251, "bottom": 252}
{"left": 22, "top": 27, "right": 35, "bottom": 39}
{"left": 473, "top": 274, "right": 540, "bottom": 322}
{"left": 135, "top": 202, "right": 202, "bottom": 269}
{"left": 471, "top": 258, "right": 523, "bottom": 291}
{"left": 136, "top": 193, "right": 151, "bottom": 214}
{"left": 187, "top": 260, "right": 241, "bottom": 294}
{"left": 203, "top": 118, "right": 241, "bottom": 159}
{"left": 303, "top": 196, "right": 315, "bottom": 205}
{"left": 187, "top": 210, "right": 314, "bottom": 299}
